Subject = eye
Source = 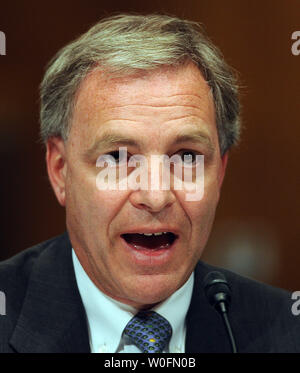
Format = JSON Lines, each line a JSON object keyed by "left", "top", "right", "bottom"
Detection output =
{"left": 106, "top": 150, "right": 129, "bottom": 165}
{"left": 177, "top": 150, "right": 201, "bottom": 166}
{"left": 108, "top": 151, "right": 121, "bottom": 162}
{"left": 96, "top": 150, "right": 129, "bottom": 168}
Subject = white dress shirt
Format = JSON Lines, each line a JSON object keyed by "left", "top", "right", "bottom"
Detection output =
{"left": 72, "top": 249, "right": 194, "bottom": 353}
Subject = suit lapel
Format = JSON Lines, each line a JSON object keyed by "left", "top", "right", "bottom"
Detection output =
{"left": 185, "top": 261, "right": 232, "bottom": 353}
{"left": 9, "top": 233, "right": 90, "bottom": 353}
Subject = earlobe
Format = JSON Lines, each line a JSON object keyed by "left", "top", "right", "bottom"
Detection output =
{"left": 46, "top": 137, "right": 67, "bottom": 207}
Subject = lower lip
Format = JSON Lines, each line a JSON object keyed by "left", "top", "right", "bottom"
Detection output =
{"left": 120, "top": 235, "right": 178, "bottom": 266}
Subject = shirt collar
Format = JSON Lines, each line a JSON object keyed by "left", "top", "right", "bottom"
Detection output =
{"left": 72, "top": 249, "right": 194, "bottom": 353}
{"left": 152, "top": 273, "right": 194, "bottom": 352}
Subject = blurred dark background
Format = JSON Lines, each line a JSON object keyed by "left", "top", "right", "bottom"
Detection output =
{"left": 0, "top": 0, "right": 299, "bottom": 290}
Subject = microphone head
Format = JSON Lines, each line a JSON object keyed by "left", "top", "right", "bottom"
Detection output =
{"left": 203, "top": 271, "right": 232, "bottom": 312}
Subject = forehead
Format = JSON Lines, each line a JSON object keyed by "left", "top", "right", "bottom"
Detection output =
{"left": 74, "top": 63, "right": 213, "bottom": 112}
{"left": 69, "top": 62, "right": 217, "bottom": 150}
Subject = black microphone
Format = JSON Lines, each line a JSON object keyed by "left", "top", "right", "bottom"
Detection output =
{"left": 203, "top": 271, "right": 237, "bottom": 353}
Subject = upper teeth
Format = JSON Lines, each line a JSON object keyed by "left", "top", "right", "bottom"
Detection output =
{"left": 140, "top": 232, "right": 168, "bottom": 236}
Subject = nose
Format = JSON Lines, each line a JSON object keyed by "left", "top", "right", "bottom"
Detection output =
{"left": 127, "top": 154, "right": 177, "bottom": 212}
{"left": 129, "top": 188, "right": 176, "bottom": 213}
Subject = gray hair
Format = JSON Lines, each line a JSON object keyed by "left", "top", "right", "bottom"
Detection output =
{"left": 40, "top": 13, "right": 241, "bottom": 155}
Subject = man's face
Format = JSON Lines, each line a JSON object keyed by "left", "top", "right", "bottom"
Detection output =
{"left": 47, "top": 62, "right": 227, "bottom": 308}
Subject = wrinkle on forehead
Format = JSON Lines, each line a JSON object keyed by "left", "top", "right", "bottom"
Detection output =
{"left": 73, "top": 63, "right": 213, "bottom": 118}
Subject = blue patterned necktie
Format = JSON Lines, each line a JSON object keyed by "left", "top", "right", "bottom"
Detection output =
{"left": 124, "top": 310, "right": 172, "bottom": 353}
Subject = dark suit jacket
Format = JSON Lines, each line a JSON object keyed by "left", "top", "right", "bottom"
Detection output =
{"left": 0, "top": 232, "right": 299, "bottom": 353}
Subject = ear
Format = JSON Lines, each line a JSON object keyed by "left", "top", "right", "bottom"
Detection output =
{"left": 46, "top": 137, "right": 67, "bottom": 207}
{"left": 218, "top": 152, "right": 228, "bottom": 189}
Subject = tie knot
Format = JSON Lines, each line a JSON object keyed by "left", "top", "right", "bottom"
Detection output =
{"left": 124, "top": 310, "right": 172, "bottom": 353}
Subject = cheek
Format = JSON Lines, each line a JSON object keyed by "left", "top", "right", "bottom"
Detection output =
{"left": 66, "top": 168, "right": 130, "bottom": 232}
{"left": 93, "top": 190, "right": 129, "bottom": 229}
{"left": 180, "top": 179, "right": 220, "bottom": 237}
{"left": 67, "top": 155, "right": 132, "bottom": 213}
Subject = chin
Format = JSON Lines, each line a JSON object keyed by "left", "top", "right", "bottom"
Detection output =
{"left": 125, "top": 273, "right": 181, "bottom": 308}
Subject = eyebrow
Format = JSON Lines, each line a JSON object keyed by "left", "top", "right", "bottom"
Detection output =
{"left": 174, "top": 131, "right": 214, "bottom": 151}
{"left": 84, "top": 129, "right": 215, "bottom": 159}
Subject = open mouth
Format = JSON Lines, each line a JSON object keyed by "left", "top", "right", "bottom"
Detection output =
{"left": 121, "top": 232, "right": 178, "bottom": 251}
